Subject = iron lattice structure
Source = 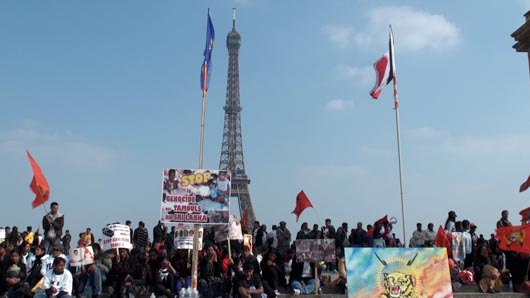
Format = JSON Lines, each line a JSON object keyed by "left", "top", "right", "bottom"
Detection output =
{"left": 219, "top": 12, "right": 256, "bottom": 229}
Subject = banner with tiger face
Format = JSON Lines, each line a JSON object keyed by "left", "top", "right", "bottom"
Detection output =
{"left": 345, "top": 248, "right": 452, "bottom": 298}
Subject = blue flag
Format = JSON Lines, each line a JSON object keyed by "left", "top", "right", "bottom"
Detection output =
{"left": 201, "top": 9, "right": 215, "bottom": 96}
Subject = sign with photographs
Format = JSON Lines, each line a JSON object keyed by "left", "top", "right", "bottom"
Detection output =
{"left": 69, "top": 246, "right": 95, "bottom": 270}
{"left": 295, "top": 239, "right": 336, "bottom": 263}
{"left": 213, "top": 215, "right": 244, "bottom": 243}
{"left": 161, "top": 169, "right": 230, "bottom": 224}
{"left": 101, "top": 224, "right": 132, "bottom": 251}
{"left": 174, "top": 223, "right": 204, "bottom": 250}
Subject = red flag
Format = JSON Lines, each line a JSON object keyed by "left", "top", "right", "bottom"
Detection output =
{"left": 241, "top": 210, "right": 249, "bottom": 232}
{"left": 26, "top": 150, "right": 50, "bottom": 208}
{"left": 520, "top": 175, "right": 530, "bottom": 192}
{"left": 435, "top": 225, "right": 452, "bottom": 257}
{"left": 291, "top": 190, "right": 313, "bottom": 222}
{"left": 375, "top": 215, "right": 388, "bottom": 224}
{"left": 520, "top": 207, "right": 530, "bottom": 224}
{"left": 496, "top": 225, "right": 530, "bottom": 254}
{"left": 369, "top": 27, "right": 398, "bottom": 109}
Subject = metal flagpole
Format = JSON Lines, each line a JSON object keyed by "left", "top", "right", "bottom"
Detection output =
{"left": 389, "top": 25, "right": 406, "bottom": 244}
{"left": 192, "top": 84, "right": 207, "bottom": 290}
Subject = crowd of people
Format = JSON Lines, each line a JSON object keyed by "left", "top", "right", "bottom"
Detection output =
{"left": 0, "top": 202, "right": 527, "bottom": 297}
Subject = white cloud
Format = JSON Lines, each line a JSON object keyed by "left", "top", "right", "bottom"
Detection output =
{"left": 302, "top": 164, "right": 368, "bottom": 177}
{"left": 442, "top": 134, "right": 530, "bottom": 155}
{"left": 0, "top": 128, "right": 116, "bottom": 167}
{"left": 406, "top": 127, "right": 451, "bottom": 139}
{"left": 322, "top": 25, "right": 353, "bottom": 48}
{"left": 355, "top": 6, "right": 461, "bottom": 52}
{"left": 406, "top": 126, "right": 530, "bottom": 156}
{"left": 360, "top": 145, "right": 394, "bottom": 157}
{"left": 336, "top": 64, "right": 374, "bottom": 85}
{"left": 326, "top": 98, "right": 354, "bottom": 111}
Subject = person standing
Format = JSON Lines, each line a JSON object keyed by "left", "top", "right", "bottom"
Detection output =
{"left": 276, "top": 221, "right": 291, "bottom": 255}
{"left": 42, "top": 202, "right": 64, "bottom": 253}
{"left": 496, "top": 210, "right": 512, "bottom": 229}
{"left": 133, "top": 221, "right": 149, "bottom": 253}
{"left": 61, "top": 230, "right": 72, "bottom": 253}
{"left": 444, "top": 211, "right": 457, "bottom": 233}
{"left": 84, "top": 228, "right": 95, "bottom": 246}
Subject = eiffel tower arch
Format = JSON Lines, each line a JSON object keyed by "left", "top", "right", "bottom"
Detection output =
{"left": 219, "top": 9, "right": 256, "bottom": 229}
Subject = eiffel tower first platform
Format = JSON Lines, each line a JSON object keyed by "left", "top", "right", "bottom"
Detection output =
{"left": 218, "top": 9, "right": 256, "bottom": 229}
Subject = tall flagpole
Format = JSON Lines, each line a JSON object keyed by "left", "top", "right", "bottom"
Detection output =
{"left": 199, "top": 67, "right": 207, "bottom": 169}
{"left": 389, "top": 25, "right": 406, "bottom": 244}
{"left": 194, "top": 7, "right": 214, "bottom": 290}
{"left": 193, "top": 73, "right": 207, "bottom": 290}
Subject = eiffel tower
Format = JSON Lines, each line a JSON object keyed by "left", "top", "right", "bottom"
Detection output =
{"left": 219, "top": 9, "right": 256, "bottom": 229}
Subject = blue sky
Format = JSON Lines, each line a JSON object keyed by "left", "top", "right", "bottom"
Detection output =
{"left": 1, "top": 0, "right": 529, "bottom": 243}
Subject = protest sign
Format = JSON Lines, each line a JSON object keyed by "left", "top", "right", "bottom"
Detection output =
{"left": 161, "top": 169, "right": 230, "bottom": 224}
{"left": 295, "top": 239, "right": 336, "bottom": 263}
{"left": 102, "top": 224, "right": 132, "bottom": 251}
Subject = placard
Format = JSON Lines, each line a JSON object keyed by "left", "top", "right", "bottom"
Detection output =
{"left": 102, "top": 224, "right": 132, "bottom": 251}
{"left": 174, "top": 223, "right": 204, "bottom": 250}
{"left": 295, "top": 239, "right": 336, "bottom": 263}
{"left": 161, "top": 169, "right": 230, "bottom": 224}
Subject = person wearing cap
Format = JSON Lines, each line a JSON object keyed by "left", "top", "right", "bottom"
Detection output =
{"left": 276, "top": 221, "right": 291, "bottom": 255}
{"left": 444, "top": 211, "right": 457, "bottom": 233}
{"left": 235, "top": 262, "right": 264, "bottom": 298}
{"left": 40, "top": 244, "right": 67, "bottom": 277}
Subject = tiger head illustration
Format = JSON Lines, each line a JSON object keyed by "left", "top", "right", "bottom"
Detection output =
{"left": 380, "top": 272, "right": 415, "bottom": 298}
{"left": 505, "top": 230, "right": 525, "bottom": 246}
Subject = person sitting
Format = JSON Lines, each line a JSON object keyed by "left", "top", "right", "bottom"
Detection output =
{"left": 260, "top": 250, "right": 284, "bottom": 296}
{"left": 473, "top": 245, "right": 503, "bottom": 293}
{"left": 152, "top": 257, "right": 176, "bottom": 298}
{"left": 198, "top": 245, "right": 223, "bottom": 298}
{"left": 79, "top": 243, "right": 114, "bottom": 297}
{"left": 289, "top": 257, "right": 316, "bottom": 295}
{"left": 34, "top": 257, "right": 73, "bottom": 298}
{"left": 234, "top": 262, "right": 264, "bottom": 298}
{"left": 3, "top": 250, "right": 31, "bottom": 297}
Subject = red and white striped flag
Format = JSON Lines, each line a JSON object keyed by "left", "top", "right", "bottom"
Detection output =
{"left": 370, "top": 27, "right": 398, "bottom": 109}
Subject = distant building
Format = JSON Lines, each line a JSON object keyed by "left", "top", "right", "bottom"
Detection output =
{"left": 512, "top": 10, "right": 530, "bottom": 77}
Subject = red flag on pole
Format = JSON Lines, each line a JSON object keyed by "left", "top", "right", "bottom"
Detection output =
{"left": 26, "top": 150, "right": 50, "bottom": 208}
{"left": 435, "top": 225, "right": 452, "bottom": 257}
{"left": 241, "top": 209, "right": 249, "bottom": 232}
{"left": 369, "top": 27, "right": 398, "bottom": 109}
{"left": 291, "top": 190, "right": 313, "bottom": 222}
{"left": 520, "top": 175, "right": 530, "bottom": 192}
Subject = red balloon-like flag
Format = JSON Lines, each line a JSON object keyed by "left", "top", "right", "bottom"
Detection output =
{"left": 520, "top": 175, "right": 530, "bottom": 192}
{"left": 291, "top": 190, "right": 313, "bottom": 222}
{"left": 26, "top": 150, "right": 50, "bottom": 208}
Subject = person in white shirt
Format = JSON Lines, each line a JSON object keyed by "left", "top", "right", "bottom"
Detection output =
{"left": 40, "top": 244, "right": 68, "bottom": 277}
{"left": 35, "top": 256, "right": 73, "bottom": 298}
